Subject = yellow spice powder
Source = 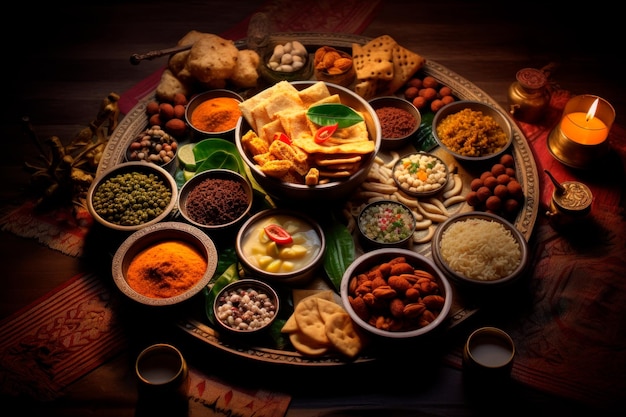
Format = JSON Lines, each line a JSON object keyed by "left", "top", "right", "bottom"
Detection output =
{"left": 126, "top": 240, "right": 207, "bottom": 298}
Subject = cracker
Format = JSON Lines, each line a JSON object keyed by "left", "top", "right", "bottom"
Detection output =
{"left": 325, "top": 312, "right": 363, "bottom": 358}
{"left": 316, "top": 298, "right": 346, "bottom": 322}
{"left": 352, "top": 36, "right": 395, "bottom": 81}
{"left": 289, "top": 332, "right": 329, "bottom": 356}
{"left": 383, "top": 44, "right": 426, "bottom": 95}
{"left": 281, "top": 314, "right": 299, "bottom": 334}
{"left": 294, "top": 297, "right": 329, "bottom": 345}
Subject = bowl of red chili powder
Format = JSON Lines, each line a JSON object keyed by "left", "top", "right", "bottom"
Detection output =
{"left": 177, "top": 169, "right": 254, "bottom": 234}
{"left": 185, "top": 89, "right": 244, "bottom": 139}
{"left": 111, "top": 221, "right": 218, "bottom": 306}
{"left": 369, "top": 96, "right": 421, "bottom": 151}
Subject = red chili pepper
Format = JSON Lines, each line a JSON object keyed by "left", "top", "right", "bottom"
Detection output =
{"left": 314, "top": 123, "right": 339, "bottom": 144}
{"left": 273, "top": 132, "right": 292, "bottom": 145}
{"left": 264, "top": 224, "right": 293, "bottom": 244}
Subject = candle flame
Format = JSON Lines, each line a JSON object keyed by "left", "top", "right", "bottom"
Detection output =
{"left": 585, "top": 98, "right": 599, "bottom": 122}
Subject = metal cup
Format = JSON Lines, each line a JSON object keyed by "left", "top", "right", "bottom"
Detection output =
{"left": 135, "top": 343, "right": 189, "bottom": 397}
{"left": 463, "top": 327, "right": 515, "bottom": 384}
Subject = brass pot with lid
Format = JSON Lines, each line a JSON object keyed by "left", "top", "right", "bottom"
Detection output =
{"left": 507, "top": 67, "right": 551, "bottom": 124}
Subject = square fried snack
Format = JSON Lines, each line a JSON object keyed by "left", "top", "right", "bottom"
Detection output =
{"left": 352, "top": 35, "right": 426, "bottom": 99}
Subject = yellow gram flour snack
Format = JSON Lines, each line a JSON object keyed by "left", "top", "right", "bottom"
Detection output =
{"left": 281, "top": 291, "right": 365, "bottom": 358}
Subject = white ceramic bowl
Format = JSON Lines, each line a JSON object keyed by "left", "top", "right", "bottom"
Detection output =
{"left": 340, "top": 248, "right": 452, "bottom": 340}
{"left": 235, "top": 81, "right": 381, "bottom": 203}
{"left": 432, "top": 100, "right": 513, "bottom": 163}
{"left": 111, "top": 222, "right": 218, "bottom": 306}
{"left": 431, "top": 211, "right": 529, "bottom": 288}
{"left": 87, "top": 161, "right": 177, "bottom": 232}
{"left": 235, "top": 208, "right": 325, "bottom": 286}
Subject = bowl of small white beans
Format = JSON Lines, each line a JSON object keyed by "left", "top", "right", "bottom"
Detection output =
{"left": 212, "top": 279, "right": 280, "bottom": 337}
{"left": 392, "top": 152, "right": 449, "bottom": 197}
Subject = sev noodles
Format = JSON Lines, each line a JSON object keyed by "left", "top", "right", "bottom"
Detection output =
{"left": 439, "top": 218, "right": 521, "bottom": 281}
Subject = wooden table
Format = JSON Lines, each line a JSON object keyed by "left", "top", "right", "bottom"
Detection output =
{"left": 3, "top": 1, "right": 623, "bottom": 416}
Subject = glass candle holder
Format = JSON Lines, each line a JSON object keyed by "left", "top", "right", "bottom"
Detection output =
{"left": 548, "top": 95, "right": 615, "bottom": 169}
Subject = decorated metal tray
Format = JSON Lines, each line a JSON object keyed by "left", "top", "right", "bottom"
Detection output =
{"left": 100, "top": 33, "right": 539, "bottom": 366}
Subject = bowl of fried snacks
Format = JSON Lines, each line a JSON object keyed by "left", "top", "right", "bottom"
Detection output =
{"left": 280, "top": 290, "right": 367, "bottom": 359}
{"left": 235, "top": 80, "right": 381, "bottom": 203}
{"left": 341, "top": 248, "right": 452, "bottom": 340}
{"left": 432, "top": 100, "right": 513, "bottom": 163}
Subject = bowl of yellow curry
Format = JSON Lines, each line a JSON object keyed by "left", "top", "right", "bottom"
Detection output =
{"left": 111, "top": 222, "right": 218, "bottom": 306}
{"left": 235, "top": 80, "right": 381, "bottom": 203}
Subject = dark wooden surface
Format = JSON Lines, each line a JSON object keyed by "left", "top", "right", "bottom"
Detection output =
{"left": 2, "top": 1, "right": 623, "bottom": 416}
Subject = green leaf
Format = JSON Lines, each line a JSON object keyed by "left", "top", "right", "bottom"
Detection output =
{"left": 413, "top": 111, "right": 437, "bottom": 152}
{"left": 204, "top": 263, "right": 240, "bottom": 324}
{"left": 322, "top": 216, "right": 355, "bottom": 292}
{"left": 306, "top": 103, "right": 364, "bottom": 129}
{"left": 192, "top": 138, "right": 246, "bottom": 174}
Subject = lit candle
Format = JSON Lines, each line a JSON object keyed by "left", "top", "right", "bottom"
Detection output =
{"left": 559, "top": 98, "right": 608, "bottom": 145}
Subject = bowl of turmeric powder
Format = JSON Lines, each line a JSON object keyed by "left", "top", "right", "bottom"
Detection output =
{"left": 185, "top": 89, "right": 244, "bottom": 139}
{"left": 111, "top": 221, "right": 218, "bottom": 306}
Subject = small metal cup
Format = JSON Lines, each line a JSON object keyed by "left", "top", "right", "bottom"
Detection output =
{"left": 463, "top": 327, "right": 515, "bottom": 383}
{"left": 135, "top": 343, "right": 189, "bottom": 396}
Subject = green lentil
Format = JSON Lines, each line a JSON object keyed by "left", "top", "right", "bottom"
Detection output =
{"left": 92, "top": 171, "right": 172, "bottom": 226}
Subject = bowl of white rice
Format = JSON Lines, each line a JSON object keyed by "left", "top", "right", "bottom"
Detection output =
{"left": 431, "top": 211, "right": 529, "bottom": 288}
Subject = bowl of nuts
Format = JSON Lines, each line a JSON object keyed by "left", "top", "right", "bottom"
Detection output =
{"left": 258, "top": 40, "right": 313, "bottom": 84}
{"left": 313, "top": 46, "right": 356, "bottom": 88}
{"left": 212, "top": 279, "right": 280, "bottom": 337}
{"left": 87, "top": 161, "right": 178, "bottom": 232}
{"left": 125, "top": 125, "right": 178, "bottom": 175}
{"left": 341, "top": 248, "right": 452, "bottom": 340}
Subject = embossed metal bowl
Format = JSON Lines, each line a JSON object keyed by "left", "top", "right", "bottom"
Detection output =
{"left": 111, "top": 222, "right": 218, "bottom": 306}
{"left": 340, "top": 248, "right": 452, "bottom": 340}
{"left": 432, "top": 100, "right": 513, "bottom": 163}
{"left": 87, "top": 161, "right": 178, "bottom": 233}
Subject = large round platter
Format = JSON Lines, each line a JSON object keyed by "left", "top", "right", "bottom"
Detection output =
{"left": 99, "top": 33, "right": 539, "bottom": 366}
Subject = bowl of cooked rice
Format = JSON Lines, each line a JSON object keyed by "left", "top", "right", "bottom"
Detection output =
{"left": 431, "top": 211, "right": 529, "bottom": 288}
{"left": 432, "top": 101, "right": 513, "bottom": 163}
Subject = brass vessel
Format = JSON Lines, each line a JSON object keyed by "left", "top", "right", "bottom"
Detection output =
{"left": 507, "top": 68, "right": 550, "bottom": 124}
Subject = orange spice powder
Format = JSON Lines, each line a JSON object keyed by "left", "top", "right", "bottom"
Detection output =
{"left": 126, "top": 240, "right": 207, "bottom": 298}
{"left": 190, "top": 97, "right": 242, "bottom": 132}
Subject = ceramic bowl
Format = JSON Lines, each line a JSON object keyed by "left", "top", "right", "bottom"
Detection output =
{"left": 313, "top": 47, "right": 356, "bottom": 88}
{"left": 212, "top": 279, "right": 280, "bottom": 337}
{"left": 357, "top": 200, "right": 416, "bottom": 249}
{"left": 391, "top": 151, "right": 449, "bottom": 197}
{"left": 369, "top": 96, "right": 421, "bottom": 150}
{"left": 185, "top": 89, "right": 244, "bottom": 139}
{"left": 431, "top": 211, "right": 529, "bottom": 288}
{"left": 87, "top": 161, "right": 178, "bottom": 232}
{"left": 340, "top": 248, "right": 452, "bottom": 340}
{"left": 432, "top": 100, "right": 513, "bottom": 163}
{"left": 111, "top": 221, "right": 218, "bottom": 306}
{"left": 235, "top": 208, "right": 326, "bottom": 286}
{"left": 235, "top": 80, "right": 381, "bottom": 203}
{"left": 177, "top": 169, "right": 253, "bottom": 233}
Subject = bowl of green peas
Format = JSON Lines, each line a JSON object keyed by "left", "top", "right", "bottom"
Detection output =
{"left": 87, "top": 161, "right": 178, "bottom": 232}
